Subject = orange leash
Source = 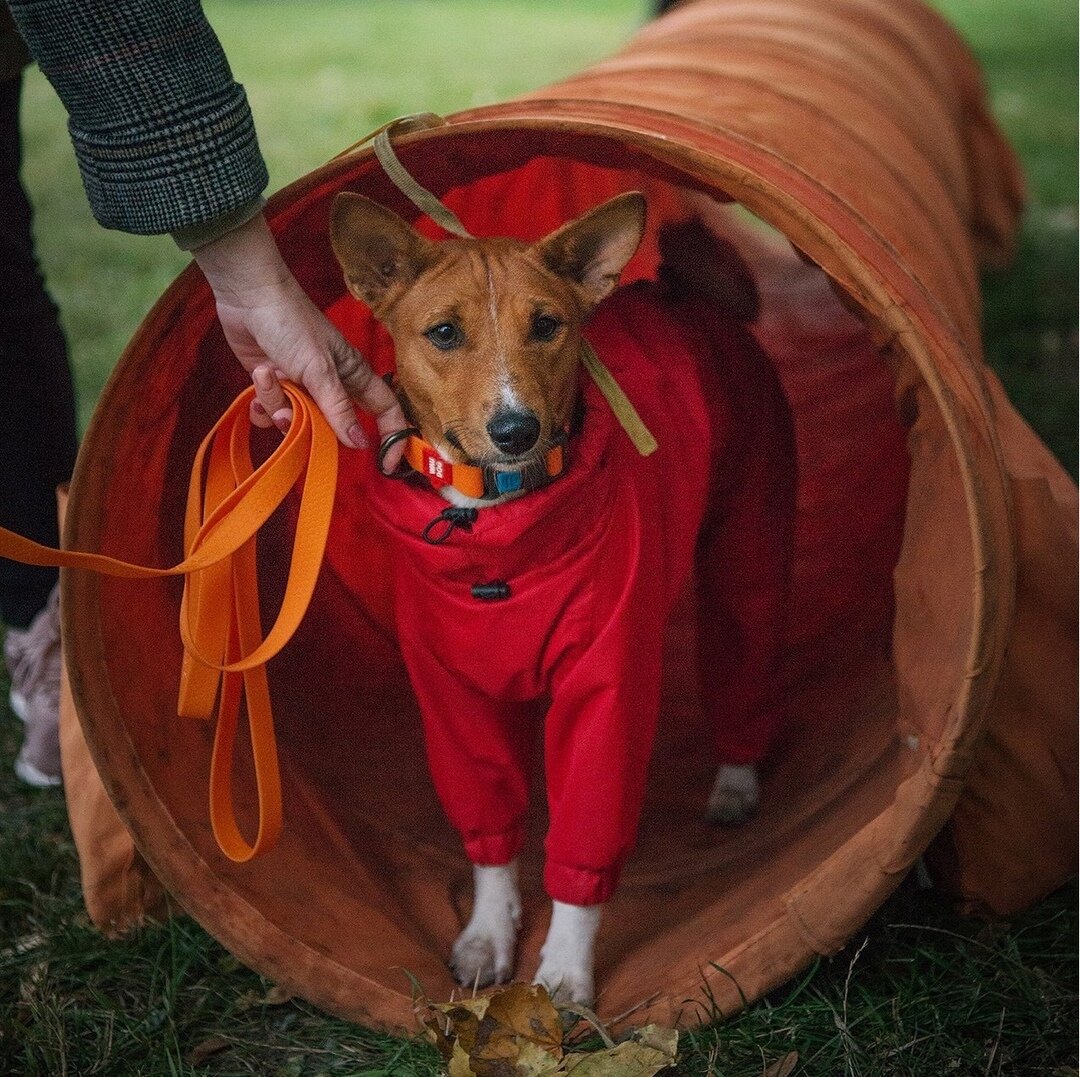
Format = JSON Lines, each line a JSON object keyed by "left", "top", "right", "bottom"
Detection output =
{"left": 0, "top": 383, "right": 338, "bottom": 862}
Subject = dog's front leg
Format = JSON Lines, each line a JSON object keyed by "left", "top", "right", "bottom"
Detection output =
{"left": 450, "top": 862, "right": 522, "bottom": 989}
{"left": 533, "top": 901, "right": 601, "bottom": 1006}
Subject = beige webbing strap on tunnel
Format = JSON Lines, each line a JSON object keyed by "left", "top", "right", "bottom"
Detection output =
{"left": 581, "top": 341, "right": 657, "bottom": 457}
{"left": 333, "top": 113, "right": 472, "bottom": 238}
{"left": 373, "top": 128, "right": 473, "bottom": 239}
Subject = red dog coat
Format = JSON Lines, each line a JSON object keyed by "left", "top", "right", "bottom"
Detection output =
{"left": 357, "top": 282, "right": 794, "bottom": 906}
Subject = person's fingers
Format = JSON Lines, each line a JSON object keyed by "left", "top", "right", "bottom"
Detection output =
{"left": 327, "top": 336, "right": 409, "bottom": 466}
{"left": 295, "top": 348, "right": 370, "bottom": 449}
{"left": 250, "top": 398, "right": 273, "bottom": 429}
{"left": 252, "top": 363, "right": 293, "bottom": 432}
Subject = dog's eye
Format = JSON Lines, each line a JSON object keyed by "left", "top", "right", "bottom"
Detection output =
{"left": 426, "top": 322, "right": 463, "bottom": 351}
{"left": 530, "top": 314, "right": 562, "bottom": 342}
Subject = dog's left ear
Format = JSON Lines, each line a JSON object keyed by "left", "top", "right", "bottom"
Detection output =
{"left": 534, "top": 192, "right": 646, "bottom": 310}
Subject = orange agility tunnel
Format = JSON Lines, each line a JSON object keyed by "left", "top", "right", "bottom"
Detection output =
{"left": 60, "top": 0, "right": 1076, "bottom": 1032}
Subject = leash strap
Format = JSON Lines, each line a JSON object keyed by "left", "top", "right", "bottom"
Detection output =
{"left": 373, "top": 127, "right": 473, "bottom": 239}
{"left": 0, "top": 384, "right": 338, "bottom": 862}
{"left": 334, "top": 112, "right": 473, "bottom": 239}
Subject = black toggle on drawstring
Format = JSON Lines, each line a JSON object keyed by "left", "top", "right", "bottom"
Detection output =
{"left": 471, "top": 580, "right": 511, "bottom": 601}
{"left": 422, "top": 506, "right": 478, "bottom": 545}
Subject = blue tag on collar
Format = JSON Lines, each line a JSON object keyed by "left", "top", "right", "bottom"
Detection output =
{"left": 494, "top": 470, "right": 524, "bottom": 494}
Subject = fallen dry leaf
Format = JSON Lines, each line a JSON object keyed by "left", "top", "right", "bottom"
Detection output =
{"left": 234, "top": 982, "right": 294, "bottom": 1012}
{"left": 632, "top": 1025, "right": 679, "bottom": 1059}
{"left": 474, "top": 1039, "right": 563, "bottom": 1076}
{"left": 448, "top": 1041, "right": 476, "bottom": 1077}
{"left": 562, "top": 1040, "right": 674, "bottom": 1076}
{"left": 186, "top": 1034, "right": 231, "bottom": 1066}
{"left": 763, "top": 1051, "right": 799, "bottom": 1077}
{"left": 428, "top": 996, "right": 493, "bottom": 1063}
{"left": 262, "top": 983, "right": 293, "bottom": 1005}
{"left": 422, "top": 982, "right": 678, "bottom": 1077}
{"left": 483, "top": 983, "right": 563, "bottom": 1051}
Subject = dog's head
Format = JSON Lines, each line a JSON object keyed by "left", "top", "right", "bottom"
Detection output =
{"left": 329, "top": 191, "right": 645, "bottom": 468}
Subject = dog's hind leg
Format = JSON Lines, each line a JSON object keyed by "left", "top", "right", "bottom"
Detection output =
{"left": 450, "top": 862, "right": 522, "bottom": 989}
{"left": 707, "top": 763, "right": 761, "bottom": 825}
{"left": 693, "top": 316, "right": 797, "bottom": 825}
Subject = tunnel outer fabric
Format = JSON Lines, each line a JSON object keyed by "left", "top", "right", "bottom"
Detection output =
{"left": 57, "top": 0, "right": 1076, "bottom": 1034}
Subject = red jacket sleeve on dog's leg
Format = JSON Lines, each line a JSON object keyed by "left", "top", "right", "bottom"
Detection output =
{"left": 402, "top": 636, "right": 533, "bottom": 867}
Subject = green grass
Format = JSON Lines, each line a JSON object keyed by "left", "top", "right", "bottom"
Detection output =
{"left": 4, "top": 1, "right": 1077, "bottom": 1074}
{"left": 942, "top": 0, "right": 1079, "bottom": 476}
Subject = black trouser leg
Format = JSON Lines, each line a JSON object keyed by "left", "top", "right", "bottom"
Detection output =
{"left": 0, "top": 75, "right": 78, "bottom": 628}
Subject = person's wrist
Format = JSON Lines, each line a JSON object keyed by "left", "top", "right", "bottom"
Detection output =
{"left": 171, "top": 197, "right": 266, "bottom": 253}
{"left": 192, "top": 213, "right": 294, "bottom": 306}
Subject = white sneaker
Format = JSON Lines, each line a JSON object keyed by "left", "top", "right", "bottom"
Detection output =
{"left": 5, "top": 584, "right": 62, "bottom": 787}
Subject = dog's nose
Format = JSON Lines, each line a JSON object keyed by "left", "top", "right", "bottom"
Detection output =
{"left": 486, "top": 410, "right": 541, "bottom": 456}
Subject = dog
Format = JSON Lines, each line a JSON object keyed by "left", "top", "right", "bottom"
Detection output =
{"left": 325, "top": 191, "right": 796, "bottom": 1005}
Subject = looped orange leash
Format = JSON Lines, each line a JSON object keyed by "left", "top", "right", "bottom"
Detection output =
{"left": 0, "top": 383, "right": 338, "bottom": 862}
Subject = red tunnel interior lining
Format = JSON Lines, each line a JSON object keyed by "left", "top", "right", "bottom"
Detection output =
{"left": 91, "top": 147, "right": 914, "bottom": 1013}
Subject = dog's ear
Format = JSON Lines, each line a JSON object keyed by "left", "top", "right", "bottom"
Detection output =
{"left": 329, "top": 193, "right": 438, "bottom": 313}
{"left": 534, "top": 192, "right": 646, "bottom": 310}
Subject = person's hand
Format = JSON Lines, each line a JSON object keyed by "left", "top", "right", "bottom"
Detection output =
{"left": 192, "top": 213, "right": 408, "bottom": 467}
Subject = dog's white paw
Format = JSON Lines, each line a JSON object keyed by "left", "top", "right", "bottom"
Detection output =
{"left": 707, "top": 764, "right": 760, "bottom": 825}
{"left": 533, "top": 901, "right": 600, "bottom": 1008}
{"left": 534, "top": 961, "right": 594, "bottom": 1008}
{"left": 450, "top": 863, "right": 521, "bottom": 989}
{"left": 451, "top": 928, "right": 516, "bottom": 989}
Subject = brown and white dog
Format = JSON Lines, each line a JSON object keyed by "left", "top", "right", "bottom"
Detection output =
{"left": 318, "top": 191, "right": 795, "bottom": 1005}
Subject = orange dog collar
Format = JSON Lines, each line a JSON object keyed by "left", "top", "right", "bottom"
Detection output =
{"left": 402, "top": 432, "right": 566, "bottom": 500}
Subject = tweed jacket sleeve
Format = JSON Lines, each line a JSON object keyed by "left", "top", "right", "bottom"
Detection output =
{"left": 7, "top": 0, "right": 268, "bottom": 238}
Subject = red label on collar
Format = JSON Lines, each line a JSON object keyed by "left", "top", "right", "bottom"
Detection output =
{"left": 419, "top": 445, "right": 452, "bottom": 488}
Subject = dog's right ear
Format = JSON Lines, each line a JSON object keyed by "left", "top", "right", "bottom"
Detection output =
{"left": 329, "top": 193, "right": 438, "bottom": 313}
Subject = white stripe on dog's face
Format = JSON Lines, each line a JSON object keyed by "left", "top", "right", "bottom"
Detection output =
{"left": 485, "top": 259, "right": 524, "bottom": 411}
{"left": 485, "top": 261, "right": 506, "bottom": 370}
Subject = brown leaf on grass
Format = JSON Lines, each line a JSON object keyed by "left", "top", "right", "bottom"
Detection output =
{"left": 562, "top": 1022, "right": 678, "bottom": 1076}
{"left": 262, "top": 983, "right": 294, "bottom": 1005}
{"left": 234, "top": 988, "right": 261, "bottom": 1013}
{"left": 428, "top": 984, "right": 563, "bottom": 1076}
{"left": 762, "top": 1051, "right": 799, "bottom": 1077}
{"left": 234, "top": 982, "right": 294, "bottom": 1012}
{"left": 427, "top": 996, "right": 493, "bottom": 1061}
{"left": 632, "top": 1025, "right": 679, "bottom": 1058}
{"left": 423, "top": 983, "right": 678, "bottom": 1076}
{"left": 476, "top": 983, "right": 563, "bottom": 1057}
{"left": 562, "top": 1040, "right": 674, "bottom": 1075}
{"left": 448, "top": 1041, "right": 476, "bottom": 1077}
{"left": 473, "top": 1039, "right": 563, "bottom": 1076}
{"left": 425, "top": 1014, "right": 456, "bottom": 1060}
{"left": 186, "top": 1034, "right": 231, "bottom": 1066}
